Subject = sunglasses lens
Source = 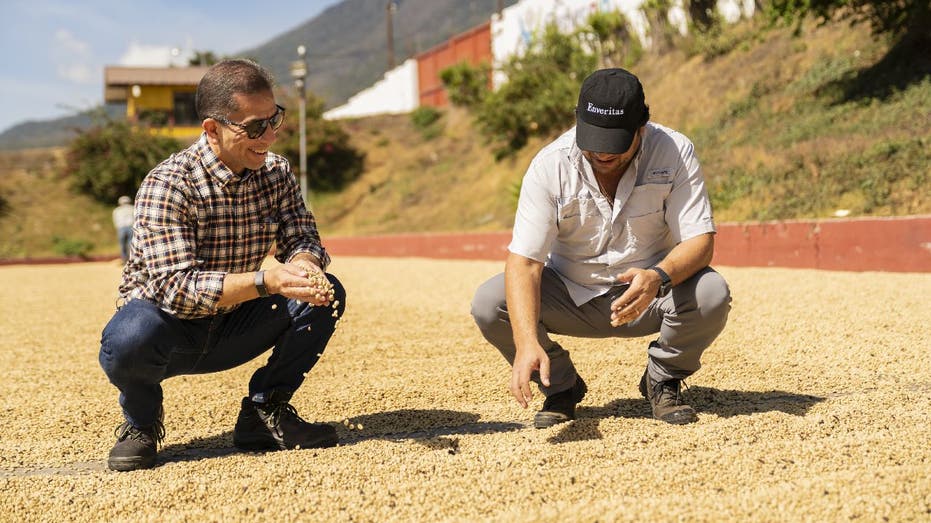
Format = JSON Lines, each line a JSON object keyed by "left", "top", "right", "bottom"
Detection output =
{"left": 270, "top": 108, "right": 285, "bottom": 130}
{"left": 244, "top": 120, "right": 267, "bottom": 139}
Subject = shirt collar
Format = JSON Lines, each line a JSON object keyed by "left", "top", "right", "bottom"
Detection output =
{"left": 195, "top": 133, "right": 254, "bottom": 187}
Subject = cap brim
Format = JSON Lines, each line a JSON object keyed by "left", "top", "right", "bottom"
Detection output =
{"left": 575, "top": 115, "right": 636, "bottom": 154}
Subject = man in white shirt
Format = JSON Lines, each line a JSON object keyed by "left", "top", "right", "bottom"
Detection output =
{"left": 112, "top": 195, "right": 134, "bottom": 262}
{"left": 471, "top": 68, "right": 731, "bottom": 427}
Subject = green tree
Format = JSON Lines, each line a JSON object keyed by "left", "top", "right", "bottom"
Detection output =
{"left": 65, "top": 120, "right": 180, "bottom": 203}
{"left": 188, "top": 50, "right": 220, "bottom": 66}
{"left": 476, "top": 23, "right": 596, "bottom": 158}
{"left": 577, "top": 10, "right": 644, "bottom": 69}
{"left": 275, "top": 93, "right": 364, "bottom": 193}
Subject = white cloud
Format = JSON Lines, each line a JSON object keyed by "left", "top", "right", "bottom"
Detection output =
{"left": 57, "top": 63, "right": 95, "bottom": 84}
{"left": 119, "top": 42, "right": 194, "bottom": 67}
{"left": 52, "top": 29, "right": 96, "bottom": 84}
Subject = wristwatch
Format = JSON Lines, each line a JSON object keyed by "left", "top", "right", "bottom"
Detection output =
{"left": 650, "top": 266, "right": 672, "bottom": 297}
{"left": 254, "top": 270, "right": 270, "bottom": 297}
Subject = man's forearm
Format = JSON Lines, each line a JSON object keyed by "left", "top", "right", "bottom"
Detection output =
{"left": 654, "top": 233, "right": 714, "bottom": 286}
{"left": 504, "top": 252, "right": 544, "bottom": 349}
{"left": 217, "top": 271, "right": 265, "bottom": 308}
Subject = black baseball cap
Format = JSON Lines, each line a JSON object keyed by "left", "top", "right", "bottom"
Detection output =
{"left": 575, "top": 68, "right": 647, "bottom": 154}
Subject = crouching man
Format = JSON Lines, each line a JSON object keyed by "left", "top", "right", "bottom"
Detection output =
{"left": 471, "top": 69, "right": 731, "bottom": 428}
{"left": 99, "top": 59, "right": 345, "bottom": 471}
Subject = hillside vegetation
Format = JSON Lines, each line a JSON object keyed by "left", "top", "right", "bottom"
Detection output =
{"left": 312, "top": 15, "right": 930, "bottom": 235}
{"left": 0, "top": 16, "right": 927, "bottom": 258}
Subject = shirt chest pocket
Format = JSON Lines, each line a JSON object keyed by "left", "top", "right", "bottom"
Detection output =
{"left": 624, "top": 183, "right": 672, "bottom": 246}
{"left": 556, "top": 197, "right": 605, "bottom": 254}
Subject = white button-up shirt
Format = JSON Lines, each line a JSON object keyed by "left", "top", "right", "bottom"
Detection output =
{"left": 508, "top": 122, "right": 716, "bottom": 305}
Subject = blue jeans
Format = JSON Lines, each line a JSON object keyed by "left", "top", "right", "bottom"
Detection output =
{"left": 117, "top": 226, "right": 133, "bottom": 261}
{"left": 99, "top": 273, "right": 346, "bottom": 428}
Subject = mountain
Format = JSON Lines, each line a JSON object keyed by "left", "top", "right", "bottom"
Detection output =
{"left": 0, "top": 105, "right": 124, "bottom": 151}
{"left": 0, "top": 0, "right": 515, "bottom": 151}
{"left": 242, "top": 0, "right": 517, "bottom": 108}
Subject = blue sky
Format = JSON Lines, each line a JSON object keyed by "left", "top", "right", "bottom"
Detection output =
{"left": 0, "top": 0, "right": 342, "bottom": 134}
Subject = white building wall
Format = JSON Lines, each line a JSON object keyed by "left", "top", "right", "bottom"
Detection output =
{"left": 491, "top": 0, "right": 754, "bottom": 87}
{"left": 323, "top": 59, "right": 419, "bottom": 120}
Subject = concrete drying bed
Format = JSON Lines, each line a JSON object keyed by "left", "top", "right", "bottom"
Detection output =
{"left": 1, "top": 258, "right": 928, "bottom": 521}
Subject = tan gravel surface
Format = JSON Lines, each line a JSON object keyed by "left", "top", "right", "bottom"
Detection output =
{"left": 1, "top": 258, "right": 929, "bottom": 522}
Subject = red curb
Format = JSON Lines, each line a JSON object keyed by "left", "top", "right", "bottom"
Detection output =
{"left": 3, "top": 216, "right": 928, "bottom": 272}
{"left": 324, "top": 215, "right": 931, "bottom": 273}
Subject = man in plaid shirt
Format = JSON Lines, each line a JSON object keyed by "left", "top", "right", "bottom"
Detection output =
{"left": 99, "top": 59, "right": 346, "bottom": 472}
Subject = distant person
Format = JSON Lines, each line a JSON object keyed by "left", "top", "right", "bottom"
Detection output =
{"left": 471, "top": 69, "right": 731, "bottom": 428}
{"left": 99, "top": 59, "right": 346, "bottom": 472}
{"left": 112, "top": 195, "right": 134, "bottom": 262}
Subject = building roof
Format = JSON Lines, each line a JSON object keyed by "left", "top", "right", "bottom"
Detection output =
{"left": 104, "top": 66, "right": 210, "bottom": 87}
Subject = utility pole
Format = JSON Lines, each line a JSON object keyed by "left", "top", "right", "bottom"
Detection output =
{"left": 290, "top": 45, "right": 310, "bottom": 208}
{"left": 386, "top": 1, "right": 398, "bottom": 69}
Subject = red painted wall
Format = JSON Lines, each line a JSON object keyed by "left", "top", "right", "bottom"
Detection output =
{"left": 324, "top": 216, "right": 931, "bottom": 273}
{"left": 417, "top": 22, "right": 493, "bottom": 108}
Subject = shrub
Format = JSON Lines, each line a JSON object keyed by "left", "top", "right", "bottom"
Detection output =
{"left": 476, "top": 23, "right": 596, "bottom": 158}
{"left": 276, "top": 93, "right": 365, "bottom": 193}
{"left": 410, "top": 106, "right": 443, "bottom": 140}
{"left": 65, "top": 120, "right": 180, "bottom": 203}
{"left": 440, "top": 62, "right": 490, "bottom": 107}
{"left": 52, "top": 236, "right": 93, "bottom": 258}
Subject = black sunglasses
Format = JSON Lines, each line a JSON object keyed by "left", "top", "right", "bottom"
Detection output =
{"left": 212, "top": 104, "right": 286, "bottom": 139}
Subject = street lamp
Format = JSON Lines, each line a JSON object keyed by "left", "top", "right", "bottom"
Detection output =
{"left": 290, "top": 45, "right": 309, "bottom": 208}
{"left": 386, "top": 1, "right": 398, "bottom": 69}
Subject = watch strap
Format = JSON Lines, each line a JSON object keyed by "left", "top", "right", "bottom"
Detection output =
{"left": 650, "top": 266, "right": 672, "bottom": 296}
{"left": 255, "top": 270, "right": 270, "bottom": 297}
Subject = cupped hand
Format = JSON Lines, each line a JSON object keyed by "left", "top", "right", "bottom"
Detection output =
{"left": 609, "top": 268, "right": 660, "bottom": 327}
{"left": 267, "top": 263, "right": 333, "bottom": 306}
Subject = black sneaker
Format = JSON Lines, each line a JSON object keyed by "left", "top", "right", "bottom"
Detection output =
{"left": 107, "top": 417, "right": 165, "bottom": 472}
{"left": 233, "top": 393, "right": 338, "bottom": 451}
{"left": 533, "top": 376, "right": 587, "bottom": 428}
{"left": 638, "top": 370, "right": 697, "bottom": 424}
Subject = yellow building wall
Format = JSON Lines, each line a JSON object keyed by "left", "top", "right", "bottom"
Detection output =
{"left": 127, "top": 85, "right": 201, "bottom": 140}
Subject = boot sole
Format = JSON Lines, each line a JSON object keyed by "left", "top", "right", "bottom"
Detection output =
{"left": 533, "top": 411, "right": 572, "bottom": 428}
{"left": 234, "top": 433, "right": 339, "bottom": 451}
{"left": 107, "top": 454, "right": 156, "bottom": 472}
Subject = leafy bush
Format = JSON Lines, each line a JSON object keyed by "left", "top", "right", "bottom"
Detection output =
{"left": 65, "top": 120, "right": 180, "bottom": 203}
{"left": 476, "top": 23, "right": 596, "bottom": 159}
{"left": 439, "top": 62, "right": 489, "bottom": 107}
{"left": 51, "top": 236, "right": 93, "bottom": 258}
{"left": 409, "top": 106, "right": 443, "bottom": 139}
{"left": 579, "top": 10, "right": 644, "bottom": 68}
{"left": 276, "top": 93, "right": 364, "bottom": 193}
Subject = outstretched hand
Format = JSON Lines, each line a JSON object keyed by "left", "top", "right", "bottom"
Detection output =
{"left": 510, "top": 345, "right": 551, "bottom": 408}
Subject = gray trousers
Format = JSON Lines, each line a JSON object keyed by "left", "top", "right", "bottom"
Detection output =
{"left": 470, "top": 267, "right": 731, "bottom": 396}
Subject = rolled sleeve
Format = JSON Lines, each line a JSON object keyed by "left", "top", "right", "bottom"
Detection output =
{"left": 509, "top": 163, "right": 558, "bottom": 262}
{"left": 274, "top": 166, "right": 330, "bottom": 269}
{"left": 665, "top": 140, "right": 716, "bottom": 242}
{"left": 127, "top": 172, "right": 225, "bottom": 317}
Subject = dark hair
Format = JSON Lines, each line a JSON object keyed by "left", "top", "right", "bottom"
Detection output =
{"left": 195, "top": 59, "right": 276, "bottom": 120}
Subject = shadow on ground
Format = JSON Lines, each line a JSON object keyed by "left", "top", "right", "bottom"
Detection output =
{"left": 156, "top": 408, "right": 524, "bottom": 467}
{"left": 548, "top": 388, "right": 826, "bottom": 444}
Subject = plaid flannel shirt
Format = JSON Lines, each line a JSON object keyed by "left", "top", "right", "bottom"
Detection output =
{"left": 118, "top": 134, "right": 329, "bottom": 319}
